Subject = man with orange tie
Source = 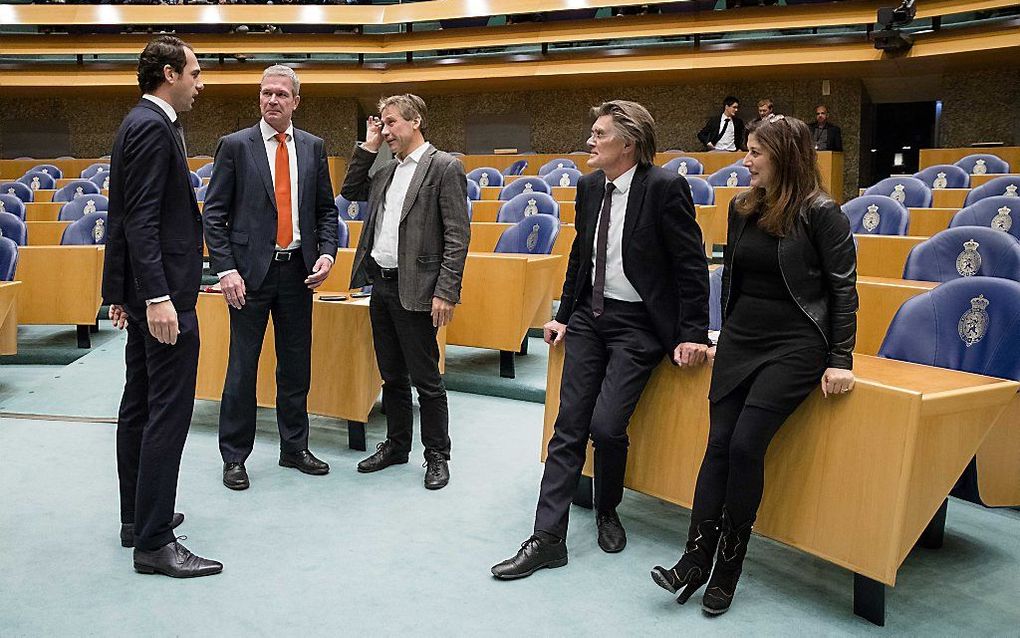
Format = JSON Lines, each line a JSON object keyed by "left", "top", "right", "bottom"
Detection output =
{"left": 203, "top": 65, "right": 339, "bottom": 491}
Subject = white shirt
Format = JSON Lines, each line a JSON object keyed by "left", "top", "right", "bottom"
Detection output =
{"left": 715, "top": 114, "right": 737, "bottom": 152}
{"left": 141, "top": 94, "right": 178, "bottom": 306}
{"left": 217, "top": 119, "right": 332, "bottom": 280}
{"left": 260, "top": 118, "right": 300, "bottom": 251}
{"left": 371, "top": 141, "right": 431, "bottom": 269}
{"left": 591, "top": 164, "right": 642, "bottom": 303}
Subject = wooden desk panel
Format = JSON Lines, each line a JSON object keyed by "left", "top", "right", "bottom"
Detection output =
{"left": 0, "top": 281, "right": 21, "bottom": 355}
{"left": 977, "top": 394, "right": 1020, "bottom": 506}
{"left": 195, "top": 292, "right": 443, "bottom": 424}
{"left": 855, "top": 235, "right": 926, "bottom": 279}
{"left": 26, "top": 221, "right": 72, "bottom": 245}
{"left": 920, "top": 147, "right": 1020, "bottom": 171}
{"left": 543, "top": 347, "right": 1018, "bottom": 587}
{"left": 907, "top": 208, "right": 958, "bottom": 237}
{"left": 855, "top": 276, "right": 937, "bottom": 356}
{"left": 446, "top": 254, "right": 562, "bottom": 352}
{"left": 25, "top": 202, "right": 63, "bottom": 222}
{"left": 931, "top": 189, "right": 968, "bottom": 209}
{"left": 970, "top": 173, "right": 1019, "bottom": 188}
{"left": 14, "top": 246, "right": 105, "bottom": 325}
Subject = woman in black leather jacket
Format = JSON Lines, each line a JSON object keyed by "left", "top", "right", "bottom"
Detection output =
{"left": 651, "top": 115, "right": 858, "bottom": 615}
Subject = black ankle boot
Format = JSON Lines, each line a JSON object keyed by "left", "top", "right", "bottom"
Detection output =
{"left": 650, "top": 516, "right": 721, "bottom": 604}
{"left": 702, "top": 507, "right": 754, "bottom": 615}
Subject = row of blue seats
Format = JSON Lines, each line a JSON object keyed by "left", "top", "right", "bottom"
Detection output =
{"left": 862, "top": 175, "right": 1020, "bottom": 208}
{"left": 0, "top": 166, "right": 204, "bottom": 204}
{"left": 844, "top": 195, "right": 1019, "bottom": 239}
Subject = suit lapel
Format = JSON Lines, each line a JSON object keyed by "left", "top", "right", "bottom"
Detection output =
{"left": 364, "top": 161, "right": 398, "bottom": 243}
{"left": 400, "top": 146, "right": 435, "bottom": 222}
{"left": 246, "top": 125, "right": 277, "bottom": 208}
{"left": 136, "top": 101, "right": 197, "bottom": 214}
{"left": 621, "top": 165, "right": 647, "bottom": 254}
{"left": 294, "top": 129, "right": 313, "bottom": 217}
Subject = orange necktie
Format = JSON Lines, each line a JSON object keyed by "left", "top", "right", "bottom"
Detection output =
{"left": 274, "top": 132, "right": 293, "bottom": 249}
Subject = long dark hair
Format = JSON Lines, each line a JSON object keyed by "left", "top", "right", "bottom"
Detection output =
{"left": 734, "top": 115, "right": 827, "bottom": 236}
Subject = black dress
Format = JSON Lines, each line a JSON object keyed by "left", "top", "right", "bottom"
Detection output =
{"left": 709, "top": 215, "right": 827, "bottom": 413}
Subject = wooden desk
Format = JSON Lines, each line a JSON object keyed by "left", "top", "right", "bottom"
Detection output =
{"left": 14, "top": 245, "right": 105, "bottom": 347}
{"left": 906, "top": 208, "right": 958, "bottom": 237}
{"left": 25, "top": 202, "right": 63, "bottom": 222}
{"left": 446, "top": 253, "right": 562, "bottom": 377}
{"left": 970, "top": 173, "right": 1019, "bottom": 188}
{"left": 855, "top": 235, "right": 925, "bottom": 279}
{"left": 195, "top": 292, "right": 445, "bottom": 450}
{"left": 0, "top": 281, "right": 21, "bottom": 355}
{"left": 542, "top": 346, "right": 1018, "bottom": 625}
{"left": 855, "top": 276, "right": 937, "bottom": 356}
{"left": 931, "top": 189, "right": 968, "bottom": 209}
{"left": 26, "top": 221, "right": 72, "bottom": 245}
{"left": 920, "top": 147, "right": 1020, "bottom": 171}
{"left": 976, "top": 394, "right": 1020, "bottom": 507}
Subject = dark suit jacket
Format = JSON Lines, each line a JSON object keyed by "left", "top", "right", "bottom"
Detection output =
{"left": 203, "top": 123, "right": 339, "bottom": 291}
{"left": 697, "top": 114, "right": 746, "bottom": 151}
{"left": 555, "top": 164, "right": 710, "bottom": 350}
{"left": 102, "top": 99, "right": 203, "bottom": 312}
{"left": 807, "top": 122, "right": 843, "bottom": 152}
{"left": 342, "top": 144, "right": 470, "bottom": 312}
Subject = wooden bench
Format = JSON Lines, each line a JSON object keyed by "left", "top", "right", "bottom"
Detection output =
{"left": 0, "top": 281, "right": 21, "bottom": 355}
{"left": 542, "top": 346, "right": 1018, "bottom": 625}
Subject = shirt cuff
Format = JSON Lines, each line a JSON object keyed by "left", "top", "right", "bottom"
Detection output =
{"left": 145, "top": 296, "right": 171, "bottom": 306}
{"left": 217, "top": 269, "right": 238, "bottom": 279}
{"left": 358, "top": 143, "right": 379, "bottom": 154}
{"left": 321, "top": 254, "right": 334, "bottom": 264}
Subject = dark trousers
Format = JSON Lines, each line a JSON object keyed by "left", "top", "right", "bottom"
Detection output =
{"left": 368, "top": 275, "right": 450, "bottom": 458}
{"left": 690, "top": 374, "right": 795, "bottom": 528}
{"left": 534, "top": 298, "right": 664, "bottom": 538}
{"left": 219, "top": 258, "right": 312, "bottom": 463}
{"left": 117, "top": 306, "right": 200, "bottom": 551}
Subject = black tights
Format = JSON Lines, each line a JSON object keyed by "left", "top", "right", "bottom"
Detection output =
{"left": 690, "top": 379, "right": 794, "bottom": 528}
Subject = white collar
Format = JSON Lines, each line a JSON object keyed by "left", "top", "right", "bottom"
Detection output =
{"left": 605, "top": 164, "right": 637, "bottom": 195}
{"left": 261, "top": 118, "right": 294, "bottom": 141}
{"left": 399, "top": 141, "right": 431, "bottom": 165}
{"left": 142, "top": 94, "right": 177, "bottom": 123}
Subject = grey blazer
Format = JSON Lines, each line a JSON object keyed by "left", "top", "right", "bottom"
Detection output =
{"left": 342, "top": 144, "right": 470, "bottom": 312}
{"left": 203, "top": 123, "right": 339, "bottom": 291}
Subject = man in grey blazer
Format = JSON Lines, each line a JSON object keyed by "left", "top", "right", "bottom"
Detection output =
{"left": 203, "top": 65, "right": 339, "bottom": 491}
{"left": 341, "top": 94, "right": 469, "bottom": 490}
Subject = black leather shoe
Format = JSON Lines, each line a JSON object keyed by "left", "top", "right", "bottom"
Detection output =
{"left": 596, "top": 509, "right": 627, "bottom": 553}
{"left": 133, "top": 537, "right": 223, "bottom": 578}
{"left": 357, "top": 440, "right": 409, "bottom": 473}
{"left": 491, "top": 535, "right": 568, "bottom": 580}
{"left": 120, "top": 512, "right": 185, "bottom": 548}
{"left": 423, "top": 450, "right": 450, "bottom": 490}
{"left": 279, "top": 449, "right": 330, "bottom": 475}
{"left": 223, "top": 462, "right": 249, "bottom": 490}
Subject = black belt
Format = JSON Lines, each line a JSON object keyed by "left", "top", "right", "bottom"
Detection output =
{"left": 378, "top": 267, "right": 399, "bottom": 281}
{"left": 273, "top": 249, "right": 298, "bottom": 262}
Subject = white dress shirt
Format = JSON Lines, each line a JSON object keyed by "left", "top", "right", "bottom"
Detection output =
{"left": 218, "top": 119, "right": 333, "bottom": 280}
{"left": 715, "top": 114, "right": 737, "bottom": 152}
{"left": 591, "top": 164, "right": 642, "bottom": 303}
{"left": 371, "top": 141, "right": 432, "bottom": 269}
{"left": 141, "top": 94, "right": 179, "bottom": 306}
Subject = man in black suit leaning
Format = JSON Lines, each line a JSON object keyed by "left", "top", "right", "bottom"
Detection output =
{"left": 492, "top": 100, "right": 711, "bottom": 579}
{"left": 204, "top": 65, "right": 339, "bottom": 490}
{"left": 697, "top": 96, "right": 745, "bottom": 152}
{"left": 341, "top": 94, "right": 470, "bottom": 490}
{"left": 103, "top": 36, "right": 222, "bottom": 577}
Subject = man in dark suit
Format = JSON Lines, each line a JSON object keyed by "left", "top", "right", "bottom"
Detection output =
{"left": 808, "top": 104, "right": 843, "bottom": 151}
{"left": 203, "top": 65, "right": 339, "bottom": 491}
{"left": 103, "top": 36, "right": 221, "bottom": 578}
{"left": 341, "top": 94, "right": 470, "bottom": 490}
{"left": 492, "top": 100, "right": 711, "bottom": 579}
{"left": 697, "top": 96, "right": 745, "bottom": 152}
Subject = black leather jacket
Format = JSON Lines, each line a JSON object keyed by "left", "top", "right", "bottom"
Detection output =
{"left": 721, "top": 196, "right": 858, "bottom": 369}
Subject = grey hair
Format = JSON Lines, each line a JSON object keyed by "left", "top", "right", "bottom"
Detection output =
{"left": 261, "top": 64, "right": 300, "bottom": 96}
{"left": 590, "top": 100, "right": 657, "bottom": 167}
{"left": 378, "top": 94, "right": 428, "bottom": 134}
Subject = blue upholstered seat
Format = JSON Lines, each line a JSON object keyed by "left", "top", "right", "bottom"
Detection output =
{"left": 53, "top": 180, "right": 101, "bottom": 203}
{"left": 953, "top": 153, "right": 1010, "bottom": 175}
{"left": 60, "top": 212, "right": 109, "bottom": 245}
{"left": 0, "top": 194, "right": 26, "bottom": 221}
{"left": 334, "top": 195, "right": 370, "bottom": 221}
{"left": 58, "top": 194, "right": 109, "bottom": 222}
{"left": 496, "top": 192, "right": 560, "bottom": 223}
{"left": 466, "top": 167, "right": 503, "bottom": 188}
{"left": 913, "top": 164, "right": 970, "bottom": 190}
{"left": 950, "top": 196, "right": 1020, "bottom": 241}
{"left": 537, "top": 158, "right": 577, "bottom": 176}
{"left": 903, "top": 226, "right": 1020, "bottom": 282}
{"left": 494, "top": 214, "right": 560, "bottom": 255}
{"left": 498, "top": 177, "right": 551, "bottom": 201}
{"left": 863, "top": 176, "right": 933, "bottom": 208}
{"left": 706, "top": 165, "right": 751, "bottom": 187}
{"left": 0, "top": 212, "right": 27, "bottom": 246}
{"left": 662, "top": 156, "right": 704, "bottom": 176}
{"left": 963, "top": 175, "right": 1020, "bottom": 207}
{"left": 841, "top": 195, "right": 910, "bottom": 236}
{"left": 686, "top": 176, "right": 715, "bottom": 206}
{"left": 543, "top": 168, "right": 582, "bottom": 188}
